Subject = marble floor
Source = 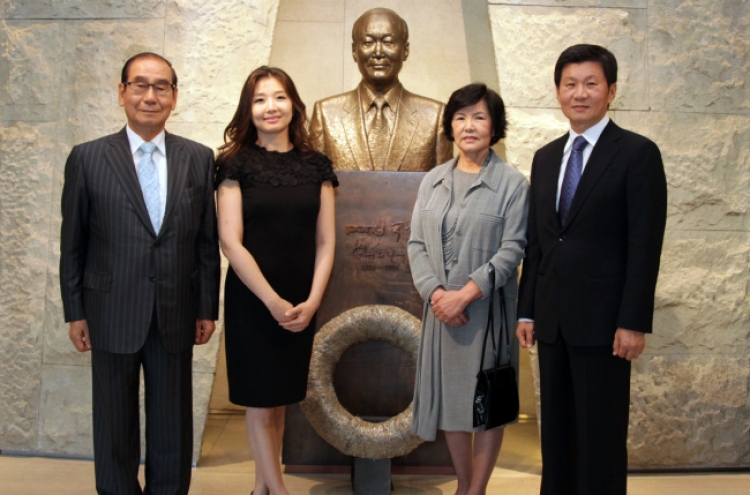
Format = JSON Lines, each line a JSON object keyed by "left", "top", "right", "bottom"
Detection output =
{"left": 1, "top": 414, "right": 748, "bottom": 494}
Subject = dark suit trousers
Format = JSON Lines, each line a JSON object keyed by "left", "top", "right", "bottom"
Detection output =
{"left": 91, "top": 314, "right": 193, "bottom": 495}
{"left": 538, "top": 332, "right": 631, "bottom": 495}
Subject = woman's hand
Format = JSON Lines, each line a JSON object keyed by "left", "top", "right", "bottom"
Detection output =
{"left": 279, "top": 300, "right": 318, "bottom": 333}
{"left": 429, "top": 287, "right": 466, "bottom": 327}
{"left": 267, "top": 297, "right": 294, "bottom": 324}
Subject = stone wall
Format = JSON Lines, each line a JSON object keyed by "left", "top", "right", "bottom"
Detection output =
{"left": 0, "top": 0, "right": 280, "bottom": 463}
{"left": 489, "top": 0, "right": 750, "bottom": 468}
{"left": 0, "top": 0, "right": 747, "bottom": 470}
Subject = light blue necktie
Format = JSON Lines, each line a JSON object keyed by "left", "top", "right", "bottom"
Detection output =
{"left": 558, "top": 136, "right": 588, "bottom": 225}
{"left": 138, "top": 142, "right": 161, "bottom": 233}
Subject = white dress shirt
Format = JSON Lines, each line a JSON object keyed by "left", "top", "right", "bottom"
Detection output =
{"left": 126, "top": 125, "right": 168, "bottom": 227}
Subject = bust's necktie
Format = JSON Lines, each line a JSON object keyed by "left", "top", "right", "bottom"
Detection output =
{"left": 138, "top": 141, "right": 161, "bottom": 233}
{"left": 558, "top": 135, "right": 588, "bottom": 225}
{"left": 367, "top": 97, "right": 389, "bottom": 170}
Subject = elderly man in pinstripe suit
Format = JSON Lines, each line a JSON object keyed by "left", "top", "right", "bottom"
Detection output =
{"left": 60, "top": 52, "right": 220, "bottom": 495}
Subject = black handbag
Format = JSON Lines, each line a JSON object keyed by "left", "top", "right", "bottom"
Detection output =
{"left": 473, "top": 265, "right": 520, "bottom": 429}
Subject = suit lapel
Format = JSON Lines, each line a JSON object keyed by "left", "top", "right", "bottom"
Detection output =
{"left": 386, "top": 90, "right": 417, "bottom": 171}
{"left": 539, "top": 135, "right": 567, "bottom": 231}
{"left": 342, "top": 92, "right": 372, "bottom": 170}
{"left": 105, "top": 128, "right": 156, "bottom": 236}
{"left": 562, "top": 121, "right": 622, "bottom": 230}
{"left": 162, "top": 132, "right": 189, "bottom": 232}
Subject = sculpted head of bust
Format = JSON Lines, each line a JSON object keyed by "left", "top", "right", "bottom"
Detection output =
{"left": 351, "top": 8, "right": 410, "bottom": 94}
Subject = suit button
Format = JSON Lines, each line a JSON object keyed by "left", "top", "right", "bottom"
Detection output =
{"left": 149, "top": 275, "right": 156, "bottom": 282}
{"left": 153, "top": 240, "right": 161, "bottom": 248}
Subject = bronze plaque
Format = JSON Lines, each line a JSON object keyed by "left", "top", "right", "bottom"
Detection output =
{"left": 283, "top": 171, "right": 453, "bottom": 470}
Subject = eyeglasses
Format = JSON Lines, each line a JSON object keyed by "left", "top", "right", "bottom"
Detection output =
{"left": 124, "top": 81, "right": 176, "bottom": 96}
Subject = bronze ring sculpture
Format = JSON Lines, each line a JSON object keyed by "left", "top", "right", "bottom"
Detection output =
{"left": 300, "top": 305, "right": 424, "bottom": 459}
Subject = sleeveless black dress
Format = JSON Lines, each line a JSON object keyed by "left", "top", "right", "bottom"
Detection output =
{"left": 216, "top": 145, "right": 337, "bottom": 407}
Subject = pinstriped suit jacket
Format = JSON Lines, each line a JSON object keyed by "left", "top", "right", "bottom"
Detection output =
{"left": 60, "top": 127, "right": 220, "bottom": 354}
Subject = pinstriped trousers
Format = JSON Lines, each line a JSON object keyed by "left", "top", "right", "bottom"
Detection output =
{"left": 91, "top": 312, "right": 193, "bottom": 495}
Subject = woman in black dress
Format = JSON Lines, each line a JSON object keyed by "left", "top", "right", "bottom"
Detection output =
{"left": 215, "top": 66, "right": 337, "bottom": 495}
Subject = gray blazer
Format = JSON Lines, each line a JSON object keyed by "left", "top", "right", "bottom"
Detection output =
{"left": 60, "top": 127, "right": 220, "bottom": 354}
{"left": 408, "top": 151, "right": 529, "bottom": 305}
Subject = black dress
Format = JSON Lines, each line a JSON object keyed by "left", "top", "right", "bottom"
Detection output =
{"left": 216, "top": 145, "right": 337, "bottom": 408}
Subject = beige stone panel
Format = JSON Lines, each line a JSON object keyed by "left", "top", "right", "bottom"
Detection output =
{"left": 36, "top": 364, "right": 93, "bottom": 455}
{"left": 489, "top": 5, "right": 647, "bottom": 111}
{"left": 192, "top": 371, "right": 216, "bottom": 463}
{"left": 504, "top": 107, "right": 570, "bottom": 176}
{"left": 0, "top": 0, "right": 164, "bottom": 19}
{"left": 629, "top": 353, "right": 750, "bottom": 468}
{"left": 269, "top": 21, "right": 345, "bottom": 113}
{"left": 277, "top": 0, "right": 344, "bottom": 22}
{"left": 615, "top": 111, "right": 750, "bottom": 231}
{"left": 164, "top": 0, "right": 280, "bottom": 125}
{"left": 343, "top": 0, "right": 471, "bottom": 103}
{"left": 0, "top": 21, "right": 62, "bottom": 122}
{"left": 648, "top": 231, "right": 750, "bottom": 354}
{"left": 649, "top": 0, "right": 750, "bottom": 114}
{"left": 59, "top": 19, "right": 166, "bottom": 134}
{"left": 489, "top": 0, "right": 646, "bottom": 7}
{"left": 0, "top": 122, "right": 59, "bottom": 451}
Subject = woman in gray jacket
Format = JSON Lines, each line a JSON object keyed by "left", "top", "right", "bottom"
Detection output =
{"left": 408, "top": 83, "right": 529, "bottom": 495}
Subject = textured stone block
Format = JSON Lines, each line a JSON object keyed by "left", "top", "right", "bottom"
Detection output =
{"left": 649, "top": 231, "right": 750, "bottom": 354}
{"left": 37, "top": 364, "right": 93, "bottom": 456}
{"left": 59, "top": 19, "right": 166, "bottom": 136}
{"left": 489, "top": 0, "right": 646, "bottom": 7}
{"left": 0, "top": 122, "right": 59, "bottom": 451}
{"left": 503, "top": 107, "right": 570, "bottom": 176}
{"left": 164, "top": 0, "right": 279, "bottom": 125}
{"left": 629, "top": 354, "right": 750, "bottom": 468}
{"left": 646, "top": 231, "right": 750, "bottom": 355}
{"left": 614, "top": 111, "right": 750, "bottom": 232}
{"left": 0, "top": 0, "right": 164, "bottom": 19}
{"left": 489, "top": 5, "right": 648, "bottom": 111}
{"left": 649, "top": 0, "right": 750, "bottom": 114}
{"left": 0, "top": 21, "right": 62, "bottom": 121}
{"left": 192, "top": 371, "right": 216, "bottom": 464}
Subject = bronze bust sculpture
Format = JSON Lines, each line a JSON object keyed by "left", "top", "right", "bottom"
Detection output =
{"left": 309, "top": 8, "right": 453, "bottom": 171}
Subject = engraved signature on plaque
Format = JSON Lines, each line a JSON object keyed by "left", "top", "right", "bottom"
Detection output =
{"left": 344, "top": 219, "right": 411, "bottom": 273}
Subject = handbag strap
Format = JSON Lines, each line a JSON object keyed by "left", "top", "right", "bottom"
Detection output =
{"left": 478, "top": 265, "right": 512, "bottom": 371}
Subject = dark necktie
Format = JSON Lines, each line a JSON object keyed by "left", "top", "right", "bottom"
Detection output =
{"left": 558, "top": 135, "right": 588, "bottom": 225}
{"left": 367, "top": 97, "right": 389, "bottom": 170}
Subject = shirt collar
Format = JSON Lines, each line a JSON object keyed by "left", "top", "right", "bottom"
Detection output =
{"left": 564, "top": 115, "right": 609, "bottom": 152}
{"left": 432, "top": 149, "right": 500, "bottom": 191}
{"left": 126, "top": 125, "right": 167, "bottom": 158}
{"left": 358, "top": 81, "right": 403, "bottom": 114}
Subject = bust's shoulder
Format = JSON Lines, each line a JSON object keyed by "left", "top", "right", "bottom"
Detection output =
{"left": 314, "top": 89, "right": 359, "bottom": 109}
{"left": 401, "top": 88, "right": 445, "bottom": 110}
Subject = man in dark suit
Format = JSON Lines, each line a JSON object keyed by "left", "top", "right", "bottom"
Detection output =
{"left": 516, "top": 45, "right": 667, "bottom": 495}
{"left": 309, "top": 8, "right": 452, "bottom": 171}
{"left": 60, "top": 52, "right": 220, "bottom": 495}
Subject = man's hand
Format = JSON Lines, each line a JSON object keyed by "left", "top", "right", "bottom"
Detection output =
{"left": 195, "top": 319, "right": 216, "bottom": 345}
{"left": 516, "top": 321, "right": 535, "bottom": 348}
{"left": 69, "top": 320, "right": 91, "bottom": 352}
{"left": 612, "top": 328, "right": 645, "bottom": 361}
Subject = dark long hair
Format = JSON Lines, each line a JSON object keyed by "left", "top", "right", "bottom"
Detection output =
{"left": 216, "top": 66, "right": 311, "bottom": 167}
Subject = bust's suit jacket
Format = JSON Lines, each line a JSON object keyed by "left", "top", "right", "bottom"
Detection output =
{"left": 60, "top": 127, "right": 220, "bottom": 354}
{"left": 309, "top": 83, "right": 453, "bottom": 171}
{"left": 517, "top": 120, "right": 667, "bottom": 346}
